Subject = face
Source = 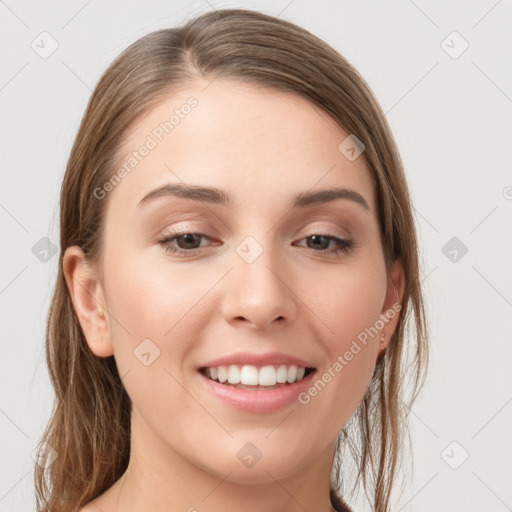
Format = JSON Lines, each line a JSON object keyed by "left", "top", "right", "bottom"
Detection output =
{"left": 65, "top": 79, "right": 403, "bottom": 485}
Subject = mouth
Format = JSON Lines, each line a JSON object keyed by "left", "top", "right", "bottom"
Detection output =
{"left": 196, "top": 351, "right": 318, "bottom": 412}
{"left": 199, "top": 364, "right": 316, "bottom": 390}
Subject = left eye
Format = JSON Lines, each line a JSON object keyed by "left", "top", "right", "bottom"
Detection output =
{"left": 158, "top": 232, "right": 353, "bottom": 257}
{"left": 159, "top": 232, "right": 213, "bottom": 255}
{"left": 294, "top": 234, "right": 353, "bottom": 254}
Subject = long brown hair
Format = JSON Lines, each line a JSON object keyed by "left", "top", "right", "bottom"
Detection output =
{"left": 35, "top": 8, "right": 428, "bottom": 512}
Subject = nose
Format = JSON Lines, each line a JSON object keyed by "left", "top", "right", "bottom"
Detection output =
{"left": 220, "top": 244, "right": 298, "bottom": 331}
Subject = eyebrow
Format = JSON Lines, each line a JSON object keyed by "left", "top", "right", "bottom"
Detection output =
{"left": 137, "top": 183, "right": 370, "bottom": 211}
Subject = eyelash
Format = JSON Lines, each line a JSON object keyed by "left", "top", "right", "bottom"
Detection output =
{"left": 157, "top": 231, "right": 354, "bottom": 258}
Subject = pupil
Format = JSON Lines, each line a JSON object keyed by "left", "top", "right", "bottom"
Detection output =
{"left": 310, "top": 235, "right": 327, "bottom": 249}
{"left": 180, "top": 234, "right": 197, "bottom": 248}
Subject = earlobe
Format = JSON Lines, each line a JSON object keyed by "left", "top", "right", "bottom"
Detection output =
{"left": 378, "top": 259, "right": 405, "bottom": 354}
{"left": 62, "top": 246, "right": 114, "bottom": 358}
{"left": 379, "top": 332, "right": 388, "bottom": 354}
{"left": 388, "top": 258, "right": 404, "bottom": 305}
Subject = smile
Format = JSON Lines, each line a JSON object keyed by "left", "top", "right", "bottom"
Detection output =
{"left": 197, "top": 351, "right": 318, "bottom": 412}
{"left": 200, "top": 364, "right": 314, "bottom": 388}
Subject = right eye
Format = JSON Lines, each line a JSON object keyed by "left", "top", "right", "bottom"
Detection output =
{"left": 158, "top": 232, "right": 215, "bottom": 256}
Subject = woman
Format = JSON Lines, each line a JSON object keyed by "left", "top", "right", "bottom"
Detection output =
{"left": 35, "top": 8, "right": 428, "bottom": 512}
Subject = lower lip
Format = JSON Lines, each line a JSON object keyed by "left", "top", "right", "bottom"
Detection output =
{"left": 198, "top": 371, "right": 316, "bottom": 413}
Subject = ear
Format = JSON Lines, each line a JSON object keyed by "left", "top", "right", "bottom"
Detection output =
{"left": 378, "top": 258, "right": 405, "bottom": 353}
{"left": 62, "top": 246, "right": 114, "bottom": 358}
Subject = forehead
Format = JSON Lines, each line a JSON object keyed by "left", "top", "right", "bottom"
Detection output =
{"left": 105, "top": 79, "right": 376, "bottom": 219}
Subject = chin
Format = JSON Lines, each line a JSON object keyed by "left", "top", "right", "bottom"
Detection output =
{"left": 195, "top": 438, "right": 314, "bottom": 484}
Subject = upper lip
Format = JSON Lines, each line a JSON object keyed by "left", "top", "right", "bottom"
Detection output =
{"left": 199, "top": 351, "right": 316, "bottom": 369}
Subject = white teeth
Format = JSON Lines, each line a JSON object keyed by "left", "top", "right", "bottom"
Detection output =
{"left": 240, "top": 365, "right": 259, "bottom": 385}
{"left": 286, "top": 365, "right": 298, "bottom": 383}
{"left": 259, "top": 366, "right": 277, "bottom": 386}
{"left": 276, "top": 365, "right": 288, "bottom": 383}
{"left": 217, "top": 366, "right": 228, "bottom": 383}
{"left": 204, "top": 364, "right": 309, "bottom": 386}
{"left": 227, "top": 365, "right": 241, "bottom": 384}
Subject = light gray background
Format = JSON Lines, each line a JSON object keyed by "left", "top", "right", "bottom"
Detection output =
{"left": 1, "top": 1, "right": 511, "bottom": 511}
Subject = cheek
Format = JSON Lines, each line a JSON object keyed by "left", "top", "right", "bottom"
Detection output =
{"left": 306, "top": 261, "right": 387, "bottom": 352}
{"left": 296, "top": 262, "right": 386, "bottom": 418}
{"left": 102, "top": 250, "right": 218, "bottom": 367}
{"left": 297, "top": 281, "right": 383, "bottom": 436}
{"left": 101, "top": 252, "right": 212, "bottom": 416}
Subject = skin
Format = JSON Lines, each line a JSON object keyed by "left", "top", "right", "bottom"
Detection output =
{"left": 64, "top": 78, "right": 404, "bottom": 512}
